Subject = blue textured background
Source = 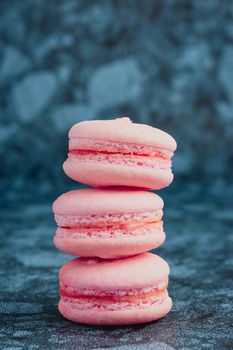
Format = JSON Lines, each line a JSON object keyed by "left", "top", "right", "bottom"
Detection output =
{"left": 1, "top": 0, "right": 233, "bottom": 197}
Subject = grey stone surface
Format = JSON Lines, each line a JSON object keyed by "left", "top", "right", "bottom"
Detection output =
{"left": 0, "top": 182, "right": 233, "bottom": 349}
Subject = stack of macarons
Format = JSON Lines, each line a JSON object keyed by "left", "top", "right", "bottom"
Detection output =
{"left": 52, "top": 117, "right": 176, "bottom": 326}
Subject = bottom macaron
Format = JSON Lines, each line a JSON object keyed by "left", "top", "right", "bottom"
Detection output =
{"left": 58, "top": 253, "right": 172, "bottom": 326}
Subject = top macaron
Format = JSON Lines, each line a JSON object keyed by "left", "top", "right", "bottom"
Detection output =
{"left": 63, "top": 117, "right": 176, "bottom": 190}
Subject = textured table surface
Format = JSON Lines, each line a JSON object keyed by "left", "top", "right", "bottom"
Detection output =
{"left": 1, "top": 182, "right": 233, "bottom": 350}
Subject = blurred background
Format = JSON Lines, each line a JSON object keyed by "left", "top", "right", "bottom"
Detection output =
{"left": 1, "top": 0, "right": 233, "bottom": 199}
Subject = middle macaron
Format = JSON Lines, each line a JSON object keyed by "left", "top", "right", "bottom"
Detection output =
{"left": 53, "top": 188, "right": 165, "bottom": 259}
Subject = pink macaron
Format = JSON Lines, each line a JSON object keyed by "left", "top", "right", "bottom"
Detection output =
{"left": 58, "top": 253, "right": 172, "bottom": 325}
{"left": 63, "top": 117, "right": 177, "bottom": 190}
{"left": 53, "top": 188, "right": 165, "bottom": 259}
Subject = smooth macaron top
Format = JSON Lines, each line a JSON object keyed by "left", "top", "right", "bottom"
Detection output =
{"left": 59, "top": 253, "right": 169, "bottom": 290}
{"left": 69, "top": 118, "right": 177, "bottom": 151}
{"left": 53, "top": 188, "right": 164, "bottom": 215}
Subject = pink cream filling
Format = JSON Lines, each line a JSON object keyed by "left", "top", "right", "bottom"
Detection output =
{"left": 59, "top": 283, "right": 168, "bottom": 311}
{"left": 56, "top": 221, "right": 163, "bottom": 239}
{"left": 55, "top": 210, "right": 163, "bottom": 228}
{"left": 68, "top": 138, "right": 173, "bottom": 170}
{"left": 69, "top": 138, "right": 173, "bottom": 157}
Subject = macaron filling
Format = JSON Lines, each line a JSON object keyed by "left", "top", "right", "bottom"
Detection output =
{"left": 54, "top": 210, "right": 163, "bottom": 239}
{"left": 55, "top": 210, "right": 162, "bottom": 227}
{"left": 69, "top": 138, "right": 173, "bottom": 157}
{"left": 56, "top": 221, "right": 163, "bottom": 239}
{"left": 68, "top": 138, "right": 173, "bottom": 170}
{"left": 59, "top": 283, "right": 169, "bottom": 311}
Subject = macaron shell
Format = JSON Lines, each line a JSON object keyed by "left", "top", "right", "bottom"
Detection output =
{"left": 63, "top": 159, "right": 173, "bottom": 190}
{"left": 59, "top": 253, "right": 170, "bottom": 290}
{"left": 54, "top": 229, "right": 166, "bottom": 258}
{"left": 69, "top": 118, "right": 177, "bottom": 151}
{"left": 53, "top": 188, "right": 164, "bottom": 215}
{"left": 58, "top": 295, "right": 172, "bottom": 326}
